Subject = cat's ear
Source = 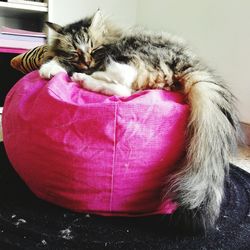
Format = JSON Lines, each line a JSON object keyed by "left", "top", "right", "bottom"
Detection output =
{"left": 90, "top": 9, "right": 105, "bottom": 31}
{"left": 45, "top": 21, "right": 64, "bottom": 34}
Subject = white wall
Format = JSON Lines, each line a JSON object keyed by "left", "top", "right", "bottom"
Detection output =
{"left": 136, "top": 0, "right": 250, "bottom": 123}
{"left": 48, "top": 0, "right": 137, "bottom": 27}
{"left": 48, "top": 0, "right": 250, "bottom": 123}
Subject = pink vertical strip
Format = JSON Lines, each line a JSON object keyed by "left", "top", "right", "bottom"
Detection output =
{"left": 110, "top": 102, "right": 118, "bottom": 212}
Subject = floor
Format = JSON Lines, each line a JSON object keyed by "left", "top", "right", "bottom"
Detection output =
{"left": 231, "top": 145, "right": 250, "bottom": 173}
{"left": 0, "top": 108, "right": 2, "bottom": 142}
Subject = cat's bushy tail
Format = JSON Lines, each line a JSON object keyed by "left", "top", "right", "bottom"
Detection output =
{"left": 169, "top": 70, "right": 241, "bottom": 232}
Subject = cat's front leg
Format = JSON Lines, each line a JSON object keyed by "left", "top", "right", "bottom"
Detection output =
{"left": 71, "top": 72, "right": 132, "bottom": 97}
{"left": 39, "top": 58, "right": 67, "bottom": 79}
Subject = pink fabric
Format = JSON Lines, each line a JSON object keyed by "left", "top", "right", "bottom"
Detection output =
{"left": 0, "top": 47, "right": 28, "bottom": 54}
{"left": 3, "top": 71, "right": 189, "bottom": 216}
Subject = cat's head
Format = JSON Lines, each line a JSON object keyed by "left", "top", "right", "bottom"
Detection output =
{"left": 46, "top": 10, "right": 111, "bottom": 71}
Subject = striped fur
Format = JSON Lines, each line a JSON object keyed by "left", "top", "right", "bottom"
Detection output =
{"left": 40, "top": 11, "right": 241, "bottom": 233}
{"left": 11, "top": 45, "right": 48, "bottom": 74}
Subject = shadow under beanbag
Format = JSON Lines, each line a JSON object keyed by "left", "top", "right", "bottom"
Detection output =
{"left": 2, "top": 71, "right": 189, "bottom": 216}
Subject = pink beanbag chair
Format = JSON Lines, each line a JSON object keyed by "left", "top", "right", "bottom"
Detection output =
{"left": 3, "top": 71, "right": 189, "bottom": 216}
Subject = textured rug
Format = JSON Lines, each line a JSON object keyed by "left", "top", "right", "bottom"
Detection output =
{"left": 0, "top": 142, "right": 250, "bottom": 250}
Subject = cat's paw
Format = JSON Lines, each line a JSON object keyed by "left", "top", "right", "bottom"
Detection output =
{"left": 71, "top": 72, "right": 89, "bottom": 84}
{"left": 108, "top": 84, "right": 132, "bottom": 97}
{"left": 71, "top": 72, "right": 93, "bottom": 90}
{"left": 72, "top": 72, "right": 100, "bottom": 93}
{"left": 71, "top": 72, "right": 132, "bottom": 97}
{"left": 39, "top": 60, "right": 67, "bottom": 79}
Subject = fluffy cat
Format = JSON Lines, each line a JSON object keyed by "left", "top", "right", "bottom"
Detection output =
{"left": 40, "top": 10, "right": 241, "bottom": 232}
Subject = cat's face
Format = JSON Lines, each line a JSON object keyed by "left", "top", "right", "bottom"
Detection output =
{"left": 47, "top": 10, "right": 105, "bottom": 71}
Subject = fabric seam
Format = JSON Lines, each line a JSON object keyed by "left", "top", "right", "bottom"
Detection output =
{"left": 109, "top": 102, "right": 118, "bottom": 212}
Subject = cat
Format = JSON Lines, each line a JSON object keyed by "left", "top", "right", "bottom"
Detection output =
{"left": 39, "top": 10, "right": 241, "bottom": 233}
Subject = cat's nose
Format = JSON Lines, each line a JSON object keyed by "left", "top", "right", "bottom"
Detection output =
{"left": 84, "top": 54, "right": 92, "bottom": 66}
{"left": 78, "top": 62, "right": 88, "bottom": 70}
{"left": 85, "top": 59, "right": 91, "bottom": 66}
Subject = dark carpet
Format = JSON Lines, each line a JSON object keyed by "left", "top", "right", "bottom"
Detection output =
{"left": 0, "top": 142, "right": 250, "bottom": 250}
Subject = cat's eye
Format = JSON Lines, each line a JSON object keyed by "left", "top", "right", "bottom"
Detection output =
{"left": 71, "top": 51, "right": 80, "bottom": 60}
{"left": 73, "top": 52, "right": 79, "bottom": 58}
{"left": 55, "top": 49, "right": 72, "bottom": 58}
{"left": 91, "top": 46, "right": 103, "bottom": 55}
